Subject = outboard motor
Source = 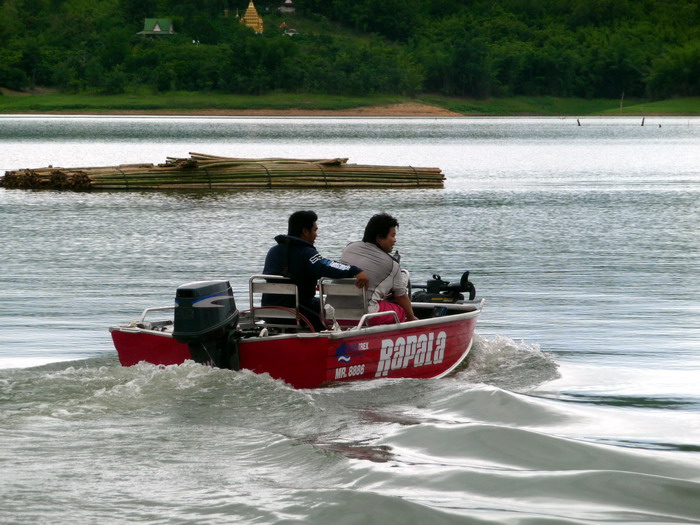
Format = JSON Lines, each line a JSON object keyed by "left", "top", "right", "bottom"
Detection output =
{"left": 172, "top": 280, "right": 240, "bottom": 370}
{"left": 411, "top": 271, "right": 477, "bottom": 303}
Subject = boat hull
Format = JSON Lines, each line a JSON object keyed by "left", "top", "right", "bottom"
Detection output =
{"left": 110, "top": 306, "right": 480, "bottom": 389}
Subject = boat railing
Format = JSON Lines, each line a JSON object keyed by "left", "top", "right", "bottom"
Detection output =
{"left": 138, "top": 306, "right": 175, "bottom": 323}
{"left": 353, "top": 310, "right": 401, "bottom": 329}
{"left": 124, "top": 306, "right": 175, "bottom": 331}
{"left": 412, "top": 298, "right": 485, "bottom": 316}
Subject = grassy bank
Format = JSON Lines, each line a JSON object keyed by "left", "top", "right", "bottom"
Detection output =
{"left": 423, "top": 95, "right": 700, "bottom": 116}
{"left": 0, "top": 90, "right": 698, "bottom": 115}
{"left": 0, "top": 91, "right": 406, "bottom": 114}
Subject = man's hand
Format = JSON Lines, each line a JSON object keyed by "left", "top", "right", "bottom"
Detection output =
{"left": 355, "top": 271, "right": 369, "bottom": 289}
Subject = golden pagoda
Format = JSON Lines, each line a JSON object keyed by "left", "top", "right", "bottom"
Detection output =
{"left": 241, "top": 0, "right": 264, "bottom": 33}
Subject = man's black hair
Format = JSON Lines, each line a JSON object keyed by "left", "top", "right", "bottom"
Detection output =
{"left": 362, "top": 213, "right": 399, "bottom": 245}
{"left": 288, "top": 210, "right": 318, "bottom": 238}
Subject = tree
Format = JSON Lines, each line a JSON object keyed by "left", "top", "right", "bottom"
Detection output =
{"left": 648, "top": 43, "right": 700, "bottom": 98}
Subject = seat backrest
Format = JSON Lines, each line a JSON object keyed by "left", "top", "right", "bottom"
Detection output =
{"left": 401, "top": 268, "right": 411, "bottom": 297}
{"left": 248, "top": 274, "right": 300, "bottom": 327}
{"left": 319, "top": 277, "right": 367, "bottom": 326}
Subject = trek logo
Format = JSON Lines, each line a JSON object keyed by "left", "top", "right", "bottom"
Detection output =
{"left": 335, "top": 341, "right": 368, "bottom": 363}
{"left": 375, "top": 331, "right": 446, "bottom": 377}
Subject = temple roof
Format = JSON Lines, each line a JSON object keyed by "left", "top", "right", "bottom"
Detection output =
{"left": 137, "top": 18, "right": 176, "bottom": 35}
{"left": 241, "top": 1, "right": 264, "bottom": 33}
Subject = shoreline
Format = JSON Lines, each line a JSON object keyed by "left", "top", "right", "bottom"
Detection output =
{"left": 3, "top": 102, "right": 465, "bottom": 118}
{"left": 2, "top": 90, "right": 698, "bottom": 116}
{"left": 4, "top": 107, "right": 696, "bottom": 118}
{"left": 127, "top": 102, "right": 464, "bottom": 117}
{"left": 2, "top": 103, "right": 697, "bottom": 118}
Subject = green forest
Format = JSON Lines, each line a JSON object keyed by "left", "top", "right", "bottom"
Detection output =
{"left": 1, "top": 0, "right": 699, "bottom": 100}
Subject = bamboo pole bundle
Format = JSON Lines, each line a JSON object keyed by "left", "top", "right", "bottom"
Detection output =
{"left": 1, "top": 153, "right": 444, "bottom": 190}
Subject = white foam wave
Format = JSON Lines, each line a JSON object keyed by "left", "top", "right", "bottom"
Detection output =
{"left": 456, "top": 333, "right": 560, "bottom": 391}
{"left": 0, "top": 356, "right": 84, "bottom": 369}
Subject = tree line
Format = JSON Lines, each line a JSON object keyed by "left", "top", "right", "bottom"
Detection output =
{"left": 1, "top": 0, "right": 698, "bottom": 99}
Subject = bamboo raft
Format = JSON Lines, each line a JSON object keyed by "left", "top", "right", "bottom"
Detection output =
{"left": 1, "top": 153, "right": 445, "bottom": 190}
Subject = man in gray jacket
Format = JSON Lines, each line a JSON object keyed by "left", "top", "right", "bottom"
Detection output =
{"left": 339, "top": 213, "right": 418, "bottom": 325}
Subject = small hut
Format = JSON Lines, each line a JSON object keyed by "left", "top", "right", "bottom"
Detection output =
{"left": 137, "top": 18, "right": 176, "bottom": 36}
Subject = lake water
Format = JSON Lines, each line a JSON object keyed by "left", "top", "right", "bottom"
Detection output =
{"left": 1, "top": 115, "right": 700, "bottom": 524}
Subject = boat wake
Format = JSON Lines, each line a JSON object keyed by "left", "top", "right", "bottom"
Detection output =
{"left": 455, "top": 333, "right": 560, "bottom": 391}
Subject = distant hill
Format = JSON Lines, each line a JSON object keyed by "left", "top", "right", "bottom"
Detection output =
{"left": 0, "top": 0, "right": 698, "bottom": 100}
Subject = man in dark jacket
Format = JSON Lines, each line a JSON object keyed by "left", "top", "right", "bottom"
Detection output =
{"left": 262, "top": 210, "right": 368, "bottom": 330}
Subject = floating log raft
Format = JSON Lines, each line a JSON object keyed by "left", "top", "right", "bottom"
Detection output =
{"left": 1, "top": 153, "right": 445, "bottom": 190}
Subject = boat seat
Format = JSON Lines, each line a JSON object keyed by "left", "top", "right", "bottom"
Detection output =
{"left": 248, "top": 274, "right": 303, "bottom": 329}
{"left": 319, "top": 277, "right": 368, "bottom": 327}
{"left": 401, "top": 268, "right": 411, "bottom": 297}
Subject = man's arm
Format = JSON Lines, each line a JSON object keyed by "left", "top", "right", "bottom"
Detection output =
{"left": 394, "top": 292, "right": 418, "bottom": 322}
{"left": 307, "top": 251, "right": 367, "bottom": 287}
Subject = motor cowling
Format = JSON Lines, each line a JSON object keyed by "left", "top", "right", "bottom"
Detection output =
{"left": 173, "top": 280, "right": 240, "bottom": 369}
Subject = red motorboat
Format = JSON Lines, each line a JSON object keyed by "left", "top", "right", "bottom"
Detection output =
{"left": 110, "top": 273, "right": 483, "bottom": 389}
